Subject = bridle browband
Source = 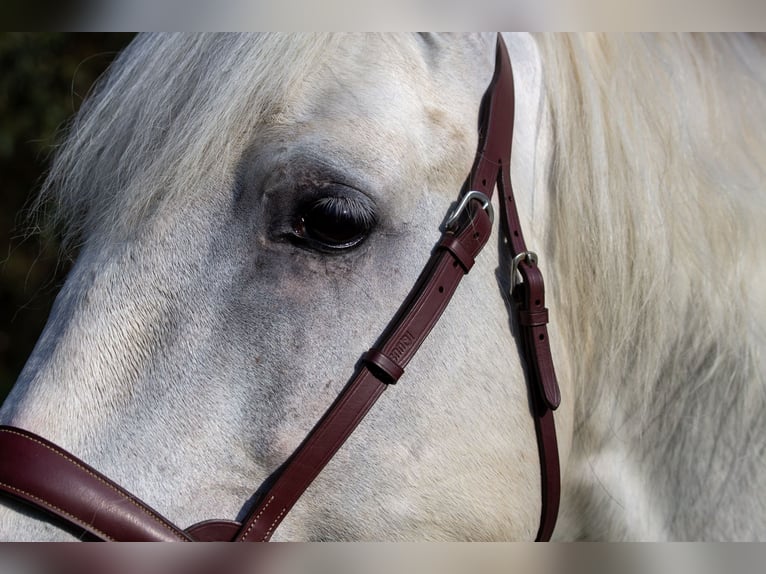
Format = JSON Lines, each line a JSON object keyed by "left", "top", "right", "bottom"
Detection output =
{"left": 0, "top": 35, "right": 560, "bottom": 542}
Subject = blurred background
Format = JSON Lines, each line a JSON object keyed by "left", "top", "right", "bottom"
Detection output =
{"left": 0, "top": 33, "right": 135, "bottom": 402}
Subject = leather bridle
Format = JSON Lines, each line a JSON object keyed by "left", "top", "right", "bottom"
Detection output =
{"left": 0, "top": 35, "right": 560, "bottom": 542}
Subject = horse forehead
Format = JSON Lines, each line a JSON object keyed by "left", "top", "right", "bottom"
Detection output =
{"left": 260, "top": 38, "right": 494, "bottom": 189}
{"left": 277, "top": 38, "right": 485, "bottom": 123}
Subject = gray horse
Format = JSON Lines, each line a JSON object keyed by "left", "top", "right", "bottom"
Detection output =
{"left": 1, "top": 33, "right": 765, "bottom": 540}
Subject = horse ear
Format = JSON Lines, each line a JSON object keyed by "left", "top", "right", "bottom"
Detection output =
{"left": 416, "top": 32, "right": 496, "bottom": 51}
{"left": 415, "top": 33, "right": 497, "bottom": 75}
{"left": 416, "top": 32, "right": 439, "bottom": 46}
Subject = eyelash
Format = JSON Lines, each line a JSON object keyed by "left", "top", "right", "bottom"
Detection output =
{"left": 291, "top": 194, "right": 378, "bottom": 252}
{"left": 307, "top": 196, "right": 377, "bottom": 226}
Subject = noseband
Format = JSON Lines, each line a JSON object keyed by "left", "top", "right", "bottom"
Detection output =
{"left": 0, "top": 35, "right": 560, "bottom": 542}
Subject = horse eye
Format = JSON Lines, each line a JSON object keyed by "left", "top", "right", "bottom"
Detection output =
{"left": 296, "top": 196, "right": 376, "bottom": 251}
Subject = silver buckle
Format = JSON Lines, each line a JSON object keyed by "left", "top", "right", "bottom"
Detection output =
{"left": 444, "top": 191, "right": 494, "bottom": 231}
{"left": 511, "top": 251, "right": 538, "bottom": 288}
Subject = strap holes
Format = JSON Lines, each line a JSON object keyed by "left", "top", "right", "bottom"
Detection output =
{"left": 507, "top": 195, "right": 513, "bottom": 202}
{"left": 473, "top": 232, "right": 480, "bottom": 239}
{"left": 438, "top": 286, "right": 444, "bottom": 294}
{"left": 513, "top": 230, "right": 519, "bottom": 237}
{"left": 535, "top": 299, "right": 541, "bottom": 306}
{"left": 453, "top": 260, "right": 459, "bottom": 268}
{"left": 482, "top": 178, "right": 486, "bottom": 186}
{"left": 539, "top": 334, "right": 545, "bottom": 341}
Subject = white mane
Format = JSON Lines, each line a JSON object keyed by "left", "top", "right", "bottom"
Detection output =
{"left": 38, "top": 33, "right": 341, "bottom": 247}
{"left": 537, "top": 34, "right": 766, "bottom": 538}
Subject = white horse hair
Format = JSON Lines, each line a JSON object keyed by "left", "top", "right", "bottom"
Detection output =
{"left": 2, "top": 33, "right": 765, "bottom": 540}
{"left": 538, "top": 34, "right": 766, "bottom": 539}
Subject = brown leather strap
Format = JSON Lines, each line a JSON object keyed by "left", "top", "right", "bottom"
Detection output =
{"left": 533, "top": 409, "right": 560, "bottom": 541}
{"left": 184, "top": 519, "right": 241, "bottom": 541}
{"left": 494, "top": 56, "right": 561, "bottom": 537}
{"left": 0, "top": 426, "right": 192, "bottom": 541}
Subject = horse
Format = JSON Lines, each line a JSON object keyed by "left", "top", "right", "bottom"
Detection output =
{"left": 1, "top": 33, "right": 764, "bottom": 541}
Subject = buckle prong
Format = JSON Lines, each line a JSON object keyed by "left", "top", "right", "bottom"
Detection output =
{"left": 444, "top": 191, "right": 494, "bottom": 231}
{"left": 511, "top": 251, "right": 538, "bottom": 288}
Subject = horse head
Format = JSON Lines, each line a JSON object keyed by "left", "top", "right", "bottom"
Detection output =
{"left": 0, "top": 33, "right": 573, "bottom": 540}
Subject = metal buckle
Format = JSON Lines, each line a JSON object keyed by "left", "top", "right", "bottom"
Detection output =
{"left": 511, "top": 251, "right": 538, "bottom": 288}
{"left": 444, "top": 190, "right": 494, "bottom": 232}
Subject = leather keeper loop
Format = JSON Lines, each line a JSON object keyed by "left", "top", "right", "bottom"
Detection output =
{"left": 437, "top": 236, "right": 475, "bottom": 273}
{"left": 519, "top": 308, "right": 549, "bottom": 327}
{"left": 363, "top": 349, "right": 404, "bottom": 384}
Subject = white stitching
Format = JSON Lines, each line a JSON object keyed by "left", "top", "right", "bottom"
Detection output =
{"left": 261, "top": 507, "right": 287, "bottom": 541}
{"left": 238, "top": 495, "right": 274, "bottom": 541}
{"left": 0, "top": 429, "right": 187, "bottom": 541}
{"left": 0, "top": 481, "right": 115, "bottom": 541}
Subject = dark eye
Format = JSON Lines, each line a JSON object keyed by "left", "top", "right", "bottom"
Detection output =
{"left": 295, "top": 196, "right": 376, "bottom": 251}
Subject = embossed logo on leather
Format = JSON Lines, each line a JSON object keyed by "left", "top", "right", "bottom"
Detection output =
{"left": 390, "top": 331, "right": 414, "bottom": 363}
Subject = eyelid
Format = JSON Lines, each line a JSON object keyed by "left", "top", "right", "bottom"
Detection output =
{"left": 308, "top": 196, "right": 377, "bottom": 228}
{"left": 291, "top": 192, "right": 378, "bottom": 252}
